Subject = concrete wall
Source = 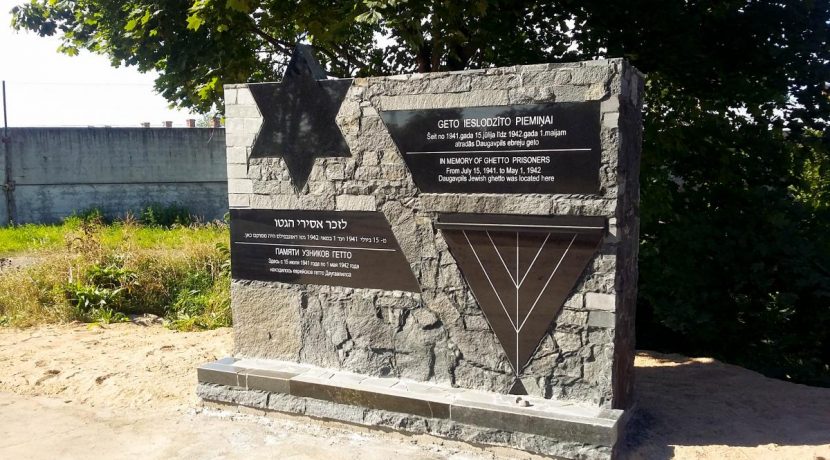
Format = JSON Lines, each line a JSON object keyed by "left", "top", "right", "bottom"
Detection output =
{"left": 0, "top": 134, "right": 9, "bottom": 225}
{"left": 1, "top": 127, "right": 227, "bottom": 223}
{"left": 225, "top": 60, "right": 643, "bottom": 410}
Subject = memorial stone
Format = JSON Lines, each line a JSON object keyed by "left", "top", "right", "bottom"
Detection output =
{"left": 199, "top": 45, "right": 643, "bottom": 460}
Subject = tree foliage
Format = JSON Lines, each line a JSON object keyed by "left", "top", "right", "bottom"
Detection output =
{"left": 11, "top": 0, "right": 830, "bottom": 384}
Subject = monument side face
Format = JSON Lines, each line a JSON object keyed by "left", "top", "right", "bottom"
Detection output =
{"left": 223, "top": 60, "right": 643, "bottom": 410}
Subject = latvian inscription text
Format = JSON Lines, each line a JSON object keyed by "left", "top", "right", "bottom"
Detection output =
{"left": 380, "top": 102, "right": 601, "bottom": 194}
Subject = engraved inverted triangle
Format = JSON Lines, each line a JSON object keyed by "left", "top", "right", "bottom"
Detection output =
{"left": 441, "top": 226, "right": 603, "bottom": 381}
{"left": 508, "top": 379, "right": 528, "bottom": 395}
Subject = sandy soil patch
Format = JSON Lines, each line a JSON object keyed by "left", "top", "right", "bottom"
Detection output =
{"left": 0, "top": 323, "right": 828, "bottom": 459}
{"left": 625, "top": 353, "right": 830, "bottom": 459}
{"left": 0, "top": 256, "right": 42, "bottom": 272}
{"left": 0, "top": 322, "right": 231, "bottom": 409}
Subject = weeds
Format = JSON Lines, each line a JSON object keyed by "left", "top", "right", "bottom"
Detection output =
{"left": 86, "top": 263, "right": 137, "bottom": 291}
{"left": 65, "top": 219, "right": 104, "bottom": 261}
{"left": 66, "top": 282, "right": 125, "bottom": 313}
{"left": 140, "top": 202, "right": 194, "bottom": 227}
{"left": 72, "top": 207, "right": 107, "bottom": 224}
{"left": 0, "top": 203, "right": 218, "bottom": 257}
{"left": 166, "top": 276, "right": 230, "bottom": 332}
{"left": 0, "top": 216, "right": 231, "bottom": 331}
{"left": 89, "top": 307, "right": 130, "bottom": 325}
{"left": 0, "top": 259, "right": 75, "bottom": 327}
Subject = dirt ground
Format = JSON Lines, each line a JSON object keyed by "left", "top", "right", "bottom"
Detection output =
{"left": 0, "top": 323, "right": 827, "bottom": 459}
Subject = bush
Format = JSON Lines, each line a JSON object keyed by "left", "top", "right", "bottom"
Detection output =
{"left": 66, "top": 207, "right": 108, "bottom": 225}
{"left": 86, "top": 263, "right": 137, "bottom": 290}
{"left": 65, "top": 282, "right": 129, "bottom": 324}
{"left": 637, "top": 91, "right": 830, "bottom": 387}
{"left": 60, "top": 203, "right": 197, "bottom": 228}
{"left": 139, "top": 203, "right": 194, "bottom": 227}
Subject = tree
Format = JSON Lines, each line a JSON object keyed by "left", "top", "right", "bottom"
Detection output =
{"left": 12, "top": 0, "right": 830, "bottom": 384}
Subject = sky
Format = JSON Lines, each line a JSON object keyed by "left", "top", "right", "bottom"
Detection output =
{"left": 0, "top": 0, "right": 196, "bottom": 127}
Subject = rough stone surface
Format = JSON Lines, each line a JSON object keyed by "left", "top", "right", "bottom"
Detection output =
{"left": 231, "top": 281, "right": 303, "bottom": 360}
{"left": 335, "top": 194, "right": 376, "bottom": 211}
{"left": 222, "top": 59, "right": 643, "bottom": 412}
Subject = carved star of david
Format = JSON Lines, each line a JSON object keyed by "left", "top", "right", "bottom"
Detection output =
{"left": 248, "top": 44, "right": 352, "bottom": 191}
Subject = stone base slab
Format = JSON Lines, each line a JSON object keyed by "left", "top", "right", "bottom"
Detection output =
{"left": 197, "top": 358, "right": 625, "bottom": 459}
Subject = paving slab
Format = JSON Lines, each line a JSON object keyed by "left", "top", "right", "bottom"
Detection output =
{"left": 0, "top": 392, "right": 540, "bottom": 460}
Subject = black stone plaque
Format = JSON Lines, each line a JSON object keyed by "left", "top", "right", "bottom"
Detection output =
{"left": 231, "top": 209, "right": 419, "bottom": 292}
{"left": 249, "top": 45, "right": 352, "bottom": 191}
{"left": 379, "top": 102, "right": 601, "bottom": 194}
{"left": 436, "top": 214, "right": 605, "bottom": 394}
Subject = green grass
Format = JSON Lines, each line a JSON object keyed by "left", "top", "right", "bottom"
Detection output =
{"left": 0, "top": 220, "right": 228, "bottom": 257}
{"left": 98, "top": 223, "right": 230, "bottom": 251}
{"left": 0, "top": 224, "right": 68, "bottom": 255}
{"left": 0, "top": 216, "right": 231, "bottom": 331}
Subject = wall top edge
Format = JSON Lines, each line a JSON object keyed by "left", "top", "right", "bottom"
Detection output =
{"left": 224, "top": 57, "right": 640, "bottom": 91}
{"left": 4, "top": 127, "right": 225, "bottom": 132}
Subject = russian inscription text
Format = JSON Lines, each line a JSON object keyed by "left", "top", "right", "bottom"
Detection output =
{"left": 231, "top": 209, "right": 420, "bottom": 292}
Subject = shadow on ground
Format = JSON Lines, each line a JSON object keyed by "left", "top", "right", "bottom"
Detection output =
{"left": 620, "top": 352, "right": 830, "bottom": 459}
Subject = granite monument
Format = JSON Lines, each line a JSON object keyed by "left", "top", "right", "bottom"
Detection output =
{"left": 198, "top": 45, "right": 643, "bottom": 460}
